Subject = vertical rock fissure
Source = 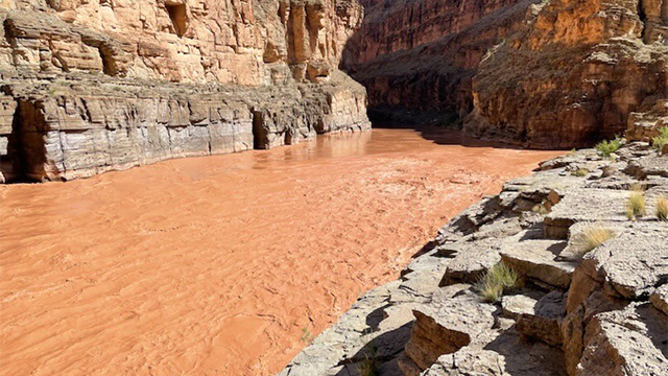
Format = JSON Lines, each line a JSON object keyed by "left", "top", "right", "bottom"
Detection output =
{"left": 98, "top": 46, "right": 115, "bottom": 76}
{"left": 166, "top": 3, "right": 188, "bottom": 37}
{"left": 3, "top": 101, "right": 23, "bottom": 182}
{"left": 638, "top": 0, "right": 648, "bottom": 41}
{"left": 14, "top": 101, "right": 48, "bottom": 182}
{"left": 252, "top": 110, "right": 266, "bottom": 149}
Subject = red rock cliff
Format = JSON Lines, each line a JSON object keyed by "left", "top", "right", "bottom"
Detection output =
{"left": 467, "top": 0, "right": 668, "bottom": 148}
{"left": 342, "top": 0, "right": 535, "bottom": 122}
{"left": 345, "top": 0, "right": 668, "bottom": 147}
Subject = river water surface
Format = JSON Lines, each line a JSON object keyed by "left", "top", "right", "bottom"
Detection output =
{"left": 0, "top": 128, "right": 563, "bottom": 375}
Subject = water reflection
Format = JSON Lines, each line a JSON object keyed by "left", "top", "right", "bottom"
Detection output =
{"left": 250, "top": 130, "right": 373, "bottom": 170}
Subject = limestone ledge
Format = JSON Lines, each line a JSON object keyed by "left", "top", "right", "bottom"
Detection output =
{"left": 0, "top": 71, "right": 370, "bottom": 182}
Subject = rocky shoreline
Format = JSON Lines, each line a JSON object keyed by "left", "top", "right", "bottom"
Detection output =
{"left": 279, "top": 140, "right": 668, "bottom": 376}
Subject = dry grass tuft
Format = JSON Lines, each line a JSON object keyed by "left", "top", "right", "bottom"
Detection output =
{"left": 626, "top": 185, "right": 646, "bottom": 220}
{"left": 571, "top": 168, "right": 589, "bottom": 177}
{"left": 577, "top": 226, "right": 614, "bottom": 255}
{"left": 357, "top": 347, "right": 378, "bottom": 376}
{"left": 476, "top": 262, "right": 518, "bottom": 303}
{"left": 656, "top": 195, "right": 668, "bottom": 221}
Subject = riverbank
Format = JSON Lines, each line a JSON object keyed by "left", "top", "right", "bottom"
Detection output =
{"left": 0, "top": 128, "right": 561, "bottom": 375}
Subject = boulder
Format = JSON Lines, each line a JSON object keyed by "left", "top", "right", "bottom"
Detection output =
{"left": 424, "top": 342, "right": 566, "bottom": 376}
{"left": 439, "top": 238, "right": 502, "bottom": 286}
{"left": 577, "top": 303, "right": 668, "bottom": 375}
{"left": 400, "top": 293, "right": 496, "bottom": 374}
{"left": 580, "top": 227, "right": 668, "bottom": 299}
{"left": 545, "top": 189, "right": 630, "bottom": 239}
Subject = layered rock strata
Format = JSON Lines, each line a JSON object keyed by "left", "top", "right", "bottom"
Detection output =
{"left": 0, "top": 0, "right": 370, "bottom": 182}
{"left": 280, "top": 140, "right": 668, "bottom": 375}
{"left": 467, "top": 0, "right": 668, "bottom": 148}
{"left": 342, "top": 0, "right": 534, "bottom": 123}
{"left": 345, "top": 0, "right": 668, "bottom": 147}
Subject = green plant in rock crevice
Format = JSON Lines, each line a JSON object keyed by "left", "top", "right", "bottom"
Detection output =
{"left": 300, "top": 327, "right": 313, "bottom": 344}
{"left": 651, "top": 126, "right": 668, "bottom": 152}
{"left": 595, "top": 136, "right": 622, "bottom": 158}
{"left": 571, "top": 168, "right": 589, "bottom": 177}
{"left": 475, "top": 262, "right": 518, "bottom": 303}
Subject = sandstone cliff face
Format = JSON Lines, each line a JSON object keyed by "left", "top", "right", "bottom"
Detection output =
{"left": 0, "top": 0, "right": 363, "bottom": 84}
{"left": 466, "top": 0, "right": 668, "bottom": 148}
{"left": 0, "top": 0, "right": 370, "bottom": 182}
{"left": 346, "top": 0, "right": 668, "bottom": 147}
{"left": 342, "top": 0, "right": 537, "bottom": 122}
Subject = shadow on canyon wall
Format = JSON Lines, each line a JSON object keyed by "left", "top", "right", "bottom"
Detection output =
{"left": 338, "top": 0, "right": 539, "bottom": 139}
{"left": 373, "top": 123, "right": 534, "bottom": 151}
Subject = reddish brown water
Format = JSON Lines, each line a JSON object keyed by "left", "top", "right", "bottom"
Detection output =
{"left": 0, "top": 128, "right": 562, "bottom": 376}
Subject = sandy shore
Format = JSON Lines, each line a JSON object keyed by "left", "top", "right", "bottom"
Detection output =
{"left": 0, "top": 128, "right": 562, "bottom": 375}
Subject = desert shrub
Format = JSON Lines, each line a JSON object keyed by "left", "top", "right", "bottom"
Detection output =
{"left": 571, "top": 168, "right": 589, "bottom": 177}
{"left": 656, "top": 195, "right": 668, "bottom": 221}
{"left": 476, "top": 262, "right": 518, "bottom": 303}
{"left": 577, "top": 226, "right": 614, "bottom": 255}
{"left": 626, "top": 185, "right": 646, "bottom": 220}
{"left": 595, "top": 137, "right": 622, "bottom": 158}
{"left": 651, "top": 127, "right": 668, "bottom": 152}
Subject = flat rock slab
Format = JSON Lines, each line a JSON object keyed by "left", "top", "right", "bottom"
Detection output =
{"left": 500, "top": 231, "right": 576, "bottom": 289}
{"left": 561, "top": 221, "right": 667, "bottom": 260}
{"left": 582, "top": 226, "right": 668, "bottom": 299}
{"left": 474, "top": 216, "right": 524, "bottom": 240}
{"left": 401, "top": 294, "right": 496, "bottom": 373}
{"left": 440, "top": 238, "right": 502, "bottom": 286}
{"left": 578, "top": 303, "right": 668, "bottom": 375}
{"left": 403, "top": 249, "right": 447, "bottom": 277}
{"left": 503, "top": 168, "right": 585, "bottom": 194}
{"left": 624, "top": 154, "right": 668, "bottom": 178}
{"left": 545, "top": 188, "right": 630, "bottom": 239}
{"left": 536, "top": 150, "right": 601, "bottom": 171}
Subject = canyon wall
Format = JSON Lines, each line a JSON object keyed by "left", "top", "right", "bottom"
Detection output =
{"left": 0, "top": 0, "right": 370, "bottom": 182}
{"left": 467, "top": 0, "right": 668, "bottom": 148}
{"left": 345, "top": 0, "right": 668, "bottom": 147}
{"left": 342, "top": 0, "right": 535, "bottom": 123}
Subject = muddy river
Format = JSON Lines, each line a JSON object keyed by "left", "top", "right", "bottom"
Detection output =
{"left": 0, "top": 127, "right": 562, "bottom": 375}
